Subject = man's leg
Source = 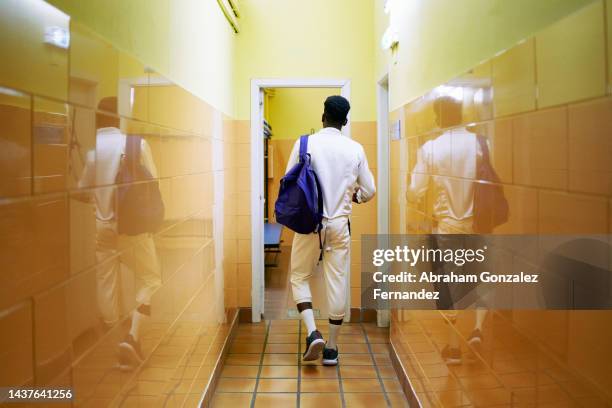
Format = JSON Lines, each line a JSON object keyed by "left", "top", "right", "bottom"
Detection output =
{"left": 290, "top": 230, "right": 325, "bottom": 360}
{"left": 117, "top": 234, "right": 162, "bottom": 369}
{"left": 321, "top": 217, "right": 350, "bottom": 365}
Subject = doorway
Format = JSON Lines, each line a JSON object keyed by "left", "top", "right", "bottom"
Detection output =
{"left": 250, "top": 79, "right": 351, "bottom": 322}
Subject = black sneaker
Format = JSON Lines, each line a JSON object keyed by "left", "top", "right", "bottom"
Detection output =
{"left": 467, "top": 329, "right": 483, "bottom": 346}
{"left": 118, "top": 334, "right": 143, "bottom": 371}
{"left": 322, "top": 347, "right": 339, "bottom": 366}
{"left": 302, "top": 330, "right": 325, "bottom": 361}
{"left": 441, "top": 345, "right": 462, "bottom": 365}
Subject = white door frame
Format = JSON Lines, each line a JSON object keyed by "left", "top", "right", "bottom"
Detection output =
{"left": 250, "top": 78, "right": 351, "bottom": 322}
{"left": 376, "top": 74, "right": 390, "bottom": 327}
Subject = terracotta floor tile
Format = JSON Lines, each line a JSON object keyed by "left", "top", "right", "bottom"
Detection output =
{"left": 373, "top": 353, "right": 392, "bottom": 365}
{"left": 257, "top": 378, "right": 297, "bottom": 393}
{"left": 268, "top": 334, "right": 299, "bottom": 343}
{"left": 233, "top": 334, "right": 266, "bottom": 343}
{"left": 259, "top": 365, "right": 298, "bottom": 378}
{"left": 220, "top": 365, "right": 259, "bottom": 378}
{"left": 265, "top": 343, "right": 299, "bottom": 353}
{"left": 378, "top": 365, "right": 398, "bottom": 379}
{"left": 383, "top": 378, "right": 403, "bottom": 392}
{"left": 338, "top": 344, "right": 370, "bottom": 353}
{"left": 344, "top": 392, "right": 388, "bottom": 407}
{"left": 300, "top": 378, "right": 341, "bottom": 393}
{"left": 210, "top": 392, "right": 253, "bottom": 407}
{"left": 225, "top": 354, "right": 262, "bottom": 365}
{"left": 215, "top": 378, "right": 257, "bottom": 392}
{"left": 342, "top": 379, "right": 385, "bottom": 393}
{"left": 300, "top": 393, "right": 342, "bottom": 408}
{"left": 337, "top": 334, "right": 366, "bottom": 344}
{"left": 367, "top": 334, "right": 390, "bottom": 344}
{"left": 236, "top": 326, "right": 266, "bottom": 334}
{"left": 387, "top": 392, "right": 410, "bottom": 407}
{"left": 230, "top": 343, "right": 265, "bottom": 353}
{"left": 301, "top": 365, "right": 338, "bottom": 379}
{"left": 262, "top": 353, "right": 298, "bottom": 365}
{"left": 340, "top": 365, "right": 378, "bottom": 379}
{"left": 342, "top": 354, "right": 375, "bottom": 366}
{"left": 253, "top": 393, "right": 297, "bottom": 408}
{"left": 370, "top": 343, "right": 390, "bottom": 354}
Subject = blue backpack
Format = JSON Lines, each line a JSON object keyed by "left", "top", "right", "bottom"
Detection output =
{"left": 274, "top": 135, "right": 323, "bottom": 234}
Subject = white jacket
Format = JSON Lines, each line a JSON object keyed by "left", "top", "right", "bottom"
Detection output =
{"left": 285, "top": 127, "right": 376, "bottom": 219}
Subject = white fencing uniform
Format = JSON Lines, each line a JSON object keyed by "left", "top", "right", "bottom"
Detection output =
{"left": 285, "top": 127, "right": 376, "bottom": 319}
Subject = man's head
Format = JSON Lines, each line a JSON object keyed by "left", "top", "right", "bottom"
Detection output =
{"left": 96, "top": 96, "right": 120, "bottom": 129}
{"left": 322, "top": 95, "right": 350, "bottom": 130}
{"left": 433, "top": 96, "right": 462, "bottom": 128}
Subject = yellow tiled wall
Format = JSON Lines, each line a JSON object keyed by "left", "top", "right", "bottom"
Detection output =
{"left": 0, "top": 1, "right": 237, "bottom": 405}
{"left": 389, "top": 1, "right": 612, "bottom": 406}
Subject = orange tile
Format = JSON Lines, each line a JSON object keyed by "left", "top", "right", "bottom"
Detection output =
{"left": 265, "top": 343, "right": 299, "bottom": 353}
{"left": 538, "top": 190, "right": 608, "bottom": 233}
{"left": 33, "top": 97, "right": 69, "bottom": 193}
{"left": 225, "top": 354, "right": 262, "bottom": 366}
{"left": 257, "top": 378, "right": 297, "bottom": 393}
{"left": 253, "top": 393, "right": 297, "bottom": 408}
{"left": 215, "top": 378, "right": 256, "bottom": 392}
{"left": 0, "top": 301, "right": 33, "bottom": 386}
{"left": 300, "top": 378, "right": 341, "bottom": 393}
{"left": 262, "top": 354, "right": 298, "bottom": 366}
{"left": 568, "top": 97, "right": 612, "bottom": 196}
{"left": 230, "top": 343, "right": 264, "bottom": 353}
{"left": 267, "top": 334, "right": 299, "bottom": 343}
{"left": 340, "top": 365, "right": 378, "bottom": 379}
{"left": 301, "top": 365, "right": 338, "bottom": 379}
{"left": 0, "top": 88, "right": 31, "bottom": 198}
{"left": 512, "top": 107, "right": 568, "bottom": 190}
{"left": 220, "top": 365, "right": 259, "bottom": 378}
{"left": 259, "top": 365, "right": 298, "bottom": 378}
{"left": 211, "top": 392, "right": 253, "bottom": 407}
{"left": 342, "top": 379, "right": 384, "bottom": 393}
{"left": 343, "top": 392, "right": 388, "bottom": 407}
{"left": 341, "top": 354, "right": 374, "bottom": 366}
{"left": 300, "top": 393, "right": 342, "bottom": 408}
{"left": 387, "top": 392, "right": 410, "bottom": 407}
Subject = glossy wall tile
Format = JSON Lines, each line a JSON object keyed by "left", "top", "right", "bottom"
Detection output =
{"left": 0, "top": 0, "right": 238, "bottom": 405}
{"left": 391, "top": 1, "right": 612, "bottom": 406}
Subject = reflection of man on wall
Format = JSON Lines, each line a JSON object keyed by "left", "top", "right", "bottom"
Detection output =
{"left": 79, "top": 97, "right": 162, "bottom": 370}
{"left": 409, "top": 96, "right": 487, "bottom": 365}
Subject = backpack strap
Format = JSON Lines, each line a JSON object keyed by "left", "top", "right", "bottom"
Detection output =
{"left": 125, "top": 135, "right": 142, "bottom": 163}
{"left": 476, "top": 135, "right": 490, "bottom": 163}
{"left": 298, "top": 134, "right": 309, "bottom": 163}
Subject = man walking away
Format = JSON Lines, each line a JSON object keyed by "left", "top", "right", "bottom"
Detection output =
{"left": 285, "top": 95, "right": 376, "bottom": 365}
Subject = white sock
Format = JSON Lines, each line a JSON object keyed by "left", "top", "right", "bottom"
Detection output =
{"left": 327, "top": 323, "right": 341, "bottom": 349}
{"left": 475, "top": 309, "right": 487, "bottom": 331}
{"left": 129, "top": 310, "right": 147, "bottom": 342}
{"left": 301, "top": 309, "right": 317, "bottom": 335}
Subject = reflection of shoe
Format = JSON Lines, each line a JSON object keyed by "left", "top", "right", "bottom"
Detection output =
{"left": 302, "top": 330, "right": 325, "bottom": 361}
{"left": 467, "top": 329, "right": 483, "bottom": 346}
{"left": 119, "top": 335, "right": 143, "bottom": 371}
{"left": 441, "top": 345, "right": 462, "bottom": 365}
{"left": 322, "top": 347, "right": 339, "bottom": 366}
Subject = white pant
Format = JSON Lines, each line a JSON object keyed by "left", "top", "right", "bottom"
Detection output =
{"left": 290, "top": 216, "right": 350, "bottom": 320}
{"left": 96, "top": 220, "right": 162, "bottom": 325}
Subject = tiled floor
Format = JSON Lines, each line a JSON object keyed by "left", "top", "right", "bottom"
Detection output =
{"left": 211, "top": 319, "right": 410, "bottom": 407}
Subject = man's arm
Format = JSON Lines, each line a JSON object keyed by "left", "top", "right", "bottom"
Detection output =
{"left": 354, "top": 147, "right": 376, "bottom": 203}
{"left": 409, "top": 144, "right": 430, "bottom": 199}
